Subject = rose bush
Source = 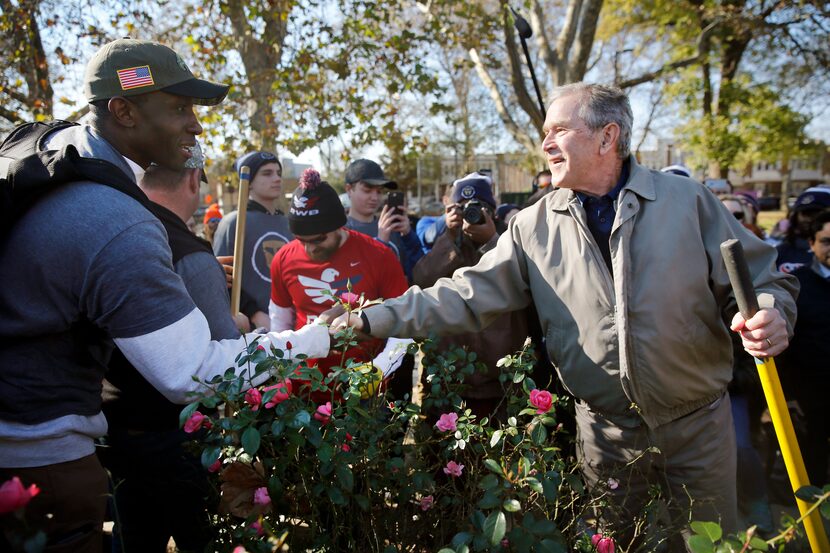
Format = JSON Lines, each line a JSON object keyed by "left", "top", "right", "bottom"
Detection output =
{"left": 181, "top": 304, "right": 830, "bottom": 552}
{"left": 180, "top": 317, "right": 603, "bottom": 552}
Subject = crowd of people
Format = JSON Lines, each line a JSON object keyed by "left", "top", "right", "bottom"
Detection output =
{"left": 0, "top": 37, "right": 827, "bottom": 553}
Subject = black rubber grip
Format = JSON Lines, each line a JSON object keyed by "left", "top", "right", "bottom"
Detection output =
{"left": 720, "top": 239, "right": 759, "bottom": 319}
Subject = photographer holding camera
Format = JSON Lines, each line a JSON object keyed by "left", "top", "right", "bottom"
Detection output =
{"left": 445, "top": 173, "right": 501, "bottom": 248}
{"left": 412, "top": 173, "right": 529, "bottom": 419}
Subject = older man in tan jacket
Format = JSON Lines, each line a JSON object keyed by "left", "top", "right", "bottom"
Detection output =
{"left": 325, "top": 83, "right": 797, "bottom": 549}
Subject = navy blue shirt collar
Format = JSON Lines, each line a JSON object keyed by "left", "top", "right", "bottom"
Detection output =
{"left": 575, "top": 159, "right": 630, "bottom": 205}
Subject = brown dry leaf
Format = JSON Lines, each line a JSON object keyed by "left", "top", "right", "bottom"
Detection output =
{"left": 218, "top": 461, "right": 271, "bottom": 518}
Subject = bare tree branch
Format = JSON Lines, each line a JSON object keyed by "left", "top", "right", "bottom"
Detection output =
{"left": 554, "top": 0, "right": 584, "bottom": 84}
{"left": 468, "top": 47, "right": 538, "bottom": 155}
{"left": 567, "top": 0, "right": 602, "bottom": 82}
{"left": 0, "top": 104, "right": 23, "bottom": 125}
{"left": 66, "top": 104, "right": 90, "bottom": 122}
{"left": 616, "top": 21, "right": 718, "bottom": 89}
{"left": 634, "top": 84, "right": 664, "bottom": 155}
{"left": 529, "top": 0, "right": 559, "bottom": 86}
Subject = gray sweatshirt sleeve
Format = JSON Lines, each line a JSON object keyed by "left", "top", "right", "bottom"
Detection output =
{"left": 175, "top": 251, "right": 240, "bottom": 340}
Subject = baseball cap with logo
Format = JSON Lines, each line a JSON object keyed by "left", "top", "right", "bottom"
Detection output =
{"left": 450, "top": 172, "right": 497, "bottom": 209}
{"left": 84, "top": 38, "right": 229, "bottom": 106}
{"left": 234, "top": 151, "right": 281, "bottom": 181}
{"left": 344, "top": 159, "right": 397, "bottom": 189}
{"left": 793, "top": 186, "right": 830, "bottom": 212}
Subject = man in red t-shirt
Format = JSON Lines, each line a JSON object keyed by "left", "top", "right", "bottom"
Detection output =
{"left": 270, "top": 169, "right": 411, "bottom": 397}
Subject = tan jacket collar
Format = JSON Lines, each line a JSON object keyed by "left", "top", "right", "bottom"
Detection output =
{"left": 548, "top": 155, "right": 657, "bottom": 212}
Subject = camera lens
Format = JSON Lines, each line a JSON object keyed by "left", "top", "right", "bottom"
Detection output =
{"left": 462, "top": 201, "right": 485, "bottom": 225}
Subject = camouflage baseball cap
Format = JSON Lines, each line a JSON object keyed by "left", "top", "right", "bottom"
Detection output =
{"left": 84, "top": 38, "right": 229, "bottom": 106}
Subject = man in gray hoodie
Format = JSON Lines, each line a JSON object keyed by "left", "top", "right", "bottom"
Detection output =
{"left": 0, "top": 39, "right": 328, "bottom": 553}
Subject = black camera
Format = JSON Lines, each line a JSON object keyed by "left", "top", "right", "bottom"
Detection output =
{"left": 462, "top": 200, "right": 486, "bottom": 225}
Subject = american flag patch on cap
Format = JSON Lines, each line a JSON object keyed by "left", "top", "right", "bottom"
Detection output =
{"left": 117, "top": 65, "right": 154, "bottom": 90}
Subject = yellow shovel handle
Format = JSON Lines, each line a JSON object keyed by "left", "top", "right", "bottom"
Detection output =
{"left": 722, "top": 239, "right": 829, "bottom": 552}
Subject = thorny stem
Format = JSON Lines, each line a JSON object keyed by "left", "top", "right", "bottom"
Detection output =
{"left": 764, "top": 491, "right": 830, "bottom": 546}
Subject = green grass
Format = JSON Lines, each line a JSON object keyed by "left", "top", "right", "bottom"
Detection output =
{"left": 757, "top": 210, "right": 786, "bottom": 233}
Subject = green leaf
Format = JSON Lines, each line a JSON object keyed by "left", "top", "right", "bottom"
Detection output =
{"left": 794, "top": 485, "right": 823, "bottom": 502}
{"left": 290, "top": 410, "right": 311, "bottom": 428}
{"left": 690, "top": 521, "right": 722, "bottom": 542}
{"left": 327, "top": 486, "right": 346, "bottom": 505}
{"left": 512, "top": 371, "right": 525, "bottom": 383}
{"left": 241, "top": 427, "right": 261, "bottom": 455}
{"left": 200, "top": 446, "right": 220, "bottom": 469}
{"left": 483, "top": 458, "right": 502, "bottom": 474}
{"left": 477, "top": 491, "right": 502, "bottom": 509}
{"left": 525, "top": 477, "right": 543, "bottom": 494}
{"left": 451, "top": 532, "right": 473, "bottom": 547}
{"left": 490, "top": 429, "right": 503, "bottom": 448}
{"left": 531, "top": 423, "right": 548, "bottom": 445}
{"left": 436, "top": 549, "right": 456, "bottom": 553}
{"left": 503, "top": 498, "right": 521, "bottom": 512}
{"left": 479, "top": 474, "right": 499, "bottom": 490}
{"left": 336, "top": 464, "right": 354, "bottom": 492}
{"left": 270, "top": 420, "right": 285, "bottom": 437}
{"left": 748, "top": 537, "right": 768, "bottom": 551}
{"left": 687, "top": 535, "right": 715, "bottom": 553}
{"left": 531, "top": 518, "right": 557, "bottom": 537}
{"left": 318, "top": 443, "right": 334, "bottom": 463}
{"left": 483, "top": 511, "right": 507, "bottom": 546}
{"left": 542, "top": 479, "right": 558, "bottom": 502}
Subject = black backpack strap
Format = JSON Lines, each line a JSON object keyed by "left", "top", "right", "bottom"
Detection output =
{"left": 0, "top": 120, "right": 78, "bottom": 159}
{"left": 1, "top": 119, "right": 157, "bottom": 236}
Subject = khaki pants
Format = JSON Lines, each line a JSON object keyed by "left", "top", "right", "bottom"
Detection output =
{"left": 576, "top": 394, "right": 737, "bottom": 552}
{"left": 1, "top": 454, "right": 107, "bottom": 553}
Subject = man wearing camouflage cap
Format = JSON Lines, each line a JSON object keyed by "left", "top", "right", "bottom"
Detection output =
{"left": 0, "top": 39, "right": 330, "bottom": 552}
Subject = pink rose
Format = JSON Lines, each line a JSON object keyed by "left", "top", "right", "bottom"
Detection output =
{"left": 253, "top": 486, "right": 271, "bottom": 506}
{"left": 245, "top": 388, "right": 262, "bottom": 411}
{"left": 183, "top": 411, "right": 210, "bottom": 433}
{"left": 249, "top": 520, "right": 264, "bottom": 536}
{"left": 592, "top": 534, "right": 615, "bottom": 553}
{"left": 263, "top": 380, "right": 292, "bottom": 408}
{"left": 435, "top": 412, "right": 458, "bottom": 433}
{"left": 443, "top": 460, "right": 464, "bottom": 478}
{"left": 529, "top": 389, "right": 553, "bottom": 414}
{"left": 314, "top": 402, "right": 333, "bottom": 424}
{"left": 256, "top": 344, "right": 265, "bottom": 351}
{"left": 420, "top": 495, "right": 434, "bottom": 511}
{"left": 207, "top": 459, "right": 222, "bottom": 473}
{"left": 233, "top": 547, "right": 248, "bottom": 553}
{"left": 0, "top": 476, "right": 40, "bottom": 514}
{"left": 340, "top": 292, "right": 360, "bottom": 305}
{"left": 341, "top": 444, "right": 351, "bottom": 452}
{"left": 597, "top": 537, "right": 615, "bottom": 553}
